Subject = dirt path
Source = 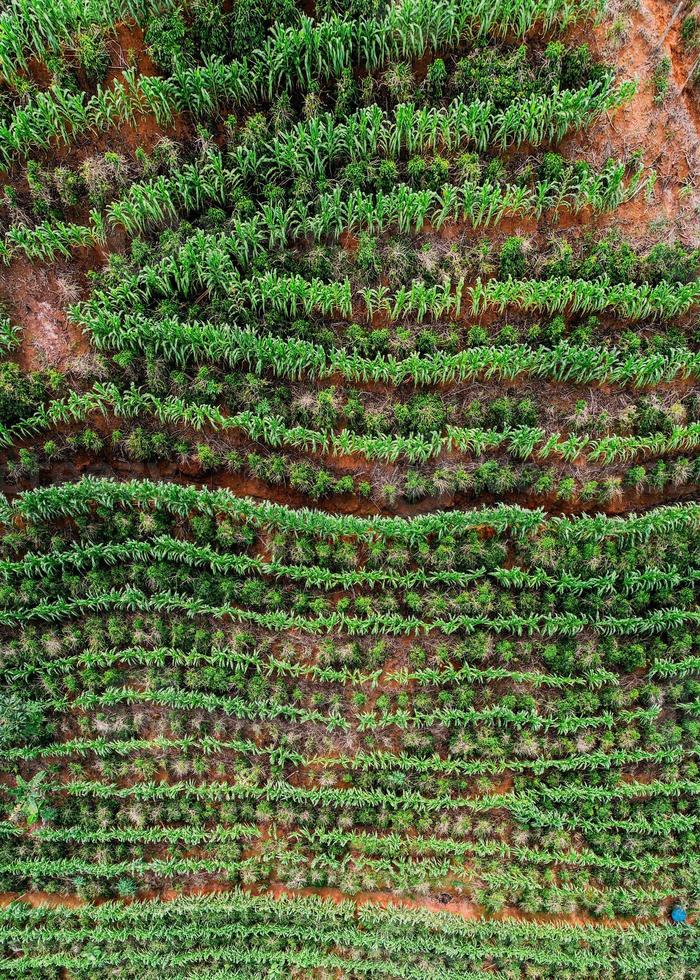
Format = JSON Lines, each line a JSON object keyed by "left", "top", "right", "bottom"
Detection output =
{"left": 2, "top": 446, "right": 699, "bottom": 517}
{"left": 263, "top": 883, "right": 670, "bottom": 928}
{"left": 0, "top": 884, "right": 677, "bottom": 929}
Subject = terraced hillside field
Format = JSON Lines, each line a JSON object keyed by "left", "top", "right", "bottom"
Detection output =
{"left": 0, "top": 0, "right": 699, "bottom": 975}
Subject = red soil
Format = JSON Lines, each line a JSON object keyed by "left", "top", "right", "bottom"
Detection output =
{"left": 0, "top": 883, "right": 676, "bottom": 929}
{"left": 563, "top": 0, "right": 700, "bottom": 246}
{"left": 0, "top": 255, "right": 94, "bottom": 372}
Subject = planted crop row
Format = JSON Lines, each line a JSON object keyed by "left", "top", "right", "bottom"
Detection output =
{"left": 0, "top": 0, "right": 177, "bottom": 83}
{"left": 0, "top": 0, "right": 606, "bottom": 169}
{"left": 3, "top": 160, "right": 647, "bottom": 262}
{"left": 0, "top": 891, "right": 692, "bottom": 977}
{"left": 6, "top": 380, "right": 700, "bottom": 467}
{"left": 7, "top": 473, "right": 700, "bottom": 539}
{"left": 81, "top": 315, "right": 700, "bottom": 387}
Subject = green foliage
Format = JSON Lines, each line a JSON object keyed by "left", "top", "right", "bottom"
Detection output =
{"left": 189, "top": 0, "right": 230, "bottom": 59}
{"left": 144, "top": 8, "right": 189, "bottom": 73}
{"left": 0, "top": 0, "right": 697, "bottom": 962}
{"left": 356, "top": 232, "right": 380, "bottom": 273}
{"left": 0, "top": 694, "right": 46, "bottom": 748}
{"left": 653, "top": 55, "right": 672, "bottom": 103}
{"left": 74, "top": 24, "right": 110, "bottom": 83}
{"left": 499, "top": 236, "right": 527, "bottom": 278}
{"left": 680, "top": 14, "right": 700, "bottom": 50}
{"left": 0, "top": 363, "right": 47, "bottom": 427}
{"left": 454, "top": 43, "right": 533, "bottom": 107}
{"left": 228, "top": 0, "right": 299, "bottom": 61}
{"left": 425, "top": 57, "right": 447, "bottom": 101}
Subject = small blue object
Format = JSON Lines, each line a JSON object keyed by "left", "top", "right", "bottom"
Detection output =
{"left": 671, "top": 906, "right": 687, "bottom": 923}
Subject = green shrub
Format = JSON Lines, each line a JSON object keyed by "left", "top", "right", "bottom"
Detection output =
{"left": 425, "top": 58, "right": 447, "bottom": 101}
{"left": 75, "top": 25, "right": 110, "bottom": 83}
{"left": 0, "top": 363, "right": 46, "bottom": 427}
{"left": 229, "top": 0, "right": 299, "bottom": 61}
{"left": 0, "top": 694, "right": 46, "bottom": 747}
{"left": 145, "top": 10, "right": 189, "bottom": 73}
{"left": 681, "top": 14, "right": 700, "bottom": 49}
{"left": 644, "top": 242, "right": 700, "bottom": 284}
{"left": 653, "top": 56, "right": 671, "bottom": 103}
{"left": 190, "top": 0, "right": 229, "bottom": 59}
{"left": 356, "top": 233, "right": 380, "bottom": 273}
{"left": 499, "top": 237, "right": 527, "bottom": 279}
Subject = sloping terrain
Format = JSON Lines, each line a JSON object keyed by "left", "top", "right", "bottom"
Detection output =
{"left": 0, "top": 0, "right": 698, "bottom": 975}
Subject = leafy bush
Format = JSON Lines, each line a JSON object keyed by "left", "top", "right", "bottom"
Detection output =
{"left": 0, "top": 694, "right": 46, "bottom": 747}
{"left": 0, "top": 363, "right": 47, "bottom": 427}
{"left": 644, "top": 242, "right": 700, "bottom": 284}
{"left": 75, "top": 25, "right": 110, "bottom": 83}
{"left": 499, "top": 237, "right": 527, "bottom": 279}
{"left": 653, "top": 56, "right": 671, "bottom": 103}
{"left": 453, "top": 44, "right": 534, "bottom": 108}
{"left": 229, "top": 0, "right": 299, "bottom": 61}
{"left": 680, "top": 14, "right": 700, "bottom": 50}
{"left": 145, "top": 9, "right": 189, "bottom": 73}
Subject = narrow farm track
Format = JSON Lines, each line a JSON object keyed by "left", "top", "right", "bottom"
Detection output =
{"left": 262, "top": 882, "right": 673, "bottom": 926}
{"left": 2, "top": 450, "right": 700, "bottom": 517}
{"left": 0, "top": 881, "right": 674, "bottom": 928}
